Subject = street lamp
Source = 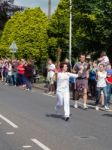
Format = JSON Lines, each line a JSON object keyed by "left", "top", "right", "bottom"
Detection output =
{"left": 48, "top": 0, "right": 51, "bottom": 19}
{"left": 69, "top": 0, "right": 72, "bottom": 65}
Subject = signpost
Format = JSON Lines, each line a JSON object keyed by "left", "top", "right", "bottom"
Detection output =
{"left": 69, "top": 0, "right": 72, "bottom": 65}
{"left": 9, "top": 41, "right": 18, "bottom": 59}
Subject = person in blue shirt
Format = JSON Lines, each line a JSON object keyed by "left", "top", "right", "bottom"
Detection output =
{"left": 89, "top": 61, "right": 98, "bottom": 100}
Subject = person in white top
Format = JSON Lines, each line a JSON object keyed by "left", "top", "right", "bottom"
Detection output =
{"left": 7, "top": 61, "right": 13, "bottom": 85}
{"left": 55, "top": 63, "right": 78, "bottom": 121}
{"left": 95, "top": 64, "right": 108, "bottom": 110}
{"left": 47, "top": 59, "right": 55, "bottom": 94}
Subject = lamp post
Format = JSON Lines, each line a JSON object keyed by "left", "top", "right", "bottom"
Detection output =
{"left": 48, "top": 0, "right": 51, "bottom": 20}
{"left": 69, "top": 0, "right": 72, "bottom": 65}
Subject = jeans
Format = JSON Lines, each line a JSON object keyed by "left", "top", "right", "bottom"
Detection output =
{"left": 107, "top": 84, "right": 112, "bottom": 105}
{"left": 12, "top": 72, "right": 17, "bottom": 86}
{"left": 7, "top": 75, "right": 13, "bottom": 85}
{"left": 55, "top": 91, "right": 70, "bottom": 117}
{"left": 18, "top": 74, "right": 25, "bottom": 86}
{"left": 25, "top": 77, "right": 32, "bottom": 90}
{"left": 3, "top": 71, "right": 8, "bottom": 83}
{"left": 96, "top": 86, "right": 108, "bottom": 106}
{"left": 89, "top": 79, "right": 96, "bottom": 97}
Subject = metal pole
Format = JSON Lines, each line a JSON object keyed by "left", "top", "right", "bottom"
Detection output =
{"left": 12, "top": 51, "right": 14, "bottom": 60}
{"left": 69, "top": 0, "right": 72, "bottom": 65}
{"left": 48, "top": 0, "right": 51, "bottom": 20}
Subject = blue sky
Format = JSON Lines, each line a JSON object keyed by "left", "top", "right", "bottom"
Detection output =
{"left": 14, "top": 0, "right": 60, "bottom": 14}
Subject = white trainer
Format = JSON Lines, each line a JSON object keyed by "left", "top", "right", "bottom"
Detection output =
{"left": 95, "top": 106, "right": 99, "bottom": 111}
{"left": 74, "top": 101, "right": 78, "bottom": 108}
{"left": 47, "top": 92, "right": 52, "bottom": 95}
{"left": 83, "top": 104, "right": 88, "bottom": 109}
{"left": 104, "top": 106, "right": 109, "bottom": 110}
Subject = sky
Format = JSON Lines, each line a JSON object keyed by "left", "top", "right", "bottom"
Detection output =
{"left": 14, "top": 0, "right": 60, "bottom": 14}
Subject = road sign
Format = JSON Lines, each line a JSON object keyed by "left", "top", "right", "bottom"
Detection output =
{"left": 9, "top": 41, "right": 18, "bottom": 53}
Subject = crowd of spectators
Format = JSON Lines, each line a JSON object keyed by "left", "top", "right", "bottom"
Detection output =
{"left": 0, "top": 59, "right": 37, "bottom": 91}
{"left": 0, "top": 51, "right": 111, "bottom": 111}
{"left": 46, "top": 51, "right": 112, "bottom": 110}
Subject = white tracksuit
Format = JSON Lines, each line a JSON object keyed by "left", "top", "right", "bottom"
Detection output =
{"left": 55, "top": 72, "right": 78, "bottom": 117}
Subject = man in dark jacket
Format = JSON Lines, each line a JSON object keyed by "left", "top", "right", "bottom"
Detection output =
{"left": 24, "top": 61, "right": 33, "bottom": 90}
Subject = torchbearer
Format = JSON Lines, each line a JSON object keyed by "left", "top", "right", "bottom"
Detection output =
{"left": 55, "top": 62, "right": 78, "bottom": 121}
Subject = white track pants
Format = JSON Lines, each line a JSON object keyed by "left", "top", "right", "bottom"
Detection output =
{"left": 55, "top": 91, "right": 70, "bottom": 117}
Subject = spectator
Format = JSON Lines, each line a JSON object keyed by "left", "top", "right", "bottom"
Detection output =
{"left": 95, "top": 64, "right": 108, "bottom": 110}
{"left": 89, "top": 61, "right": 97, "bottom": 100}
{"left": 106, "top": 64, "right": 112, "bottom": 106}
{"left": 3, "top": 61, "right": 8, "bottom": 84}
{"left": 98, "top": 51, "right": 110, "bottom": 66}
{"left": 0, "top": 60, "right": 3, "bottom": 81}
{"left": 47, "top": 59, "right": 55, "bottom": 95}
{"left": 24, "top": 61, "right": 33, "bottom": 91}
{"left": 17, "top": 60, "right": 25, "bottom": 87}
{"left": 7, "top": 61, "right": 13, "bottom": 85}
{"left": 64, "top": 58, "right": 71, "bottom": 72}
{"left": 73, "top": 54, "right": 90, "bottom": 109}
{"left": 12, "top": 59, "right": 18, "bottom": 86}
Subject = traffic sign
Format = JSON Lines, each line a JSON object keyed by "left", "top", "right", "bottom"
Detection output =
{"left": 9, "top": 41, "right": 18, "bottom": 53}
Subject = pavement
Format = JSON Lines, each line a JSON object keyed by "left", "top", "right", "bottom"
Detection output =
{"left": 0, "top": 82, "right": 112, "bottom": 150}
{"left": 33, "top": 83, "right": 47, "bottom": 91}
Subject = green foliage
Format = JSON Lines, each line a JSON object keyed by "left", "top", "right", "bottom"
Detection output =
{"left": 48, "top": 0, "right": 69, "bottom": 61}
{"left": 48, "top": 0, "right": 112, "bottom": 60}
{"left": 1, "top": 1, "right": 112, "bottom": 61}
{"left": 0, "top": 8, "right": 48, "bottom": 62}
{"left": 0, "top": 44, "right": 11, "bottom": 58}
{"left": 72, "top": 0, "right": 112, "bottom": 56}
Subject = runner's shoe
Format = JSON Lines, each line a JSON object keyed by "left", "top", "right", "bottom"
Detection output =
{"left": 74, "top": 101, "right": 78, "bottom": 108}
{"left": 83, "top": 104, "right": 88, "bottom": 110}
{"left": 95, "top": 106, "right": 99, "bottom": 111}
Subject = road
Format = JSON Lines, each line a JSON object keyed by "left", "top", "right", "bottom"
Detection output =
{"left": 0, "top": 83, "right": 112, "bottom": 150}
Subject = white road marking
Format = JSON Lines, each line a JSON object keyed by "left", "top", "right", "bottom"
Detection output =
{"left": 22, "top": 145, "right": 32, "bottom": 148}
{"left": 6, "top": 132, "right": 15, "bottom": 135}
{"left": 31, "top": 138, "right": 51, "bottom": 150}
{"left": 0, "top": 114, "right": 18, "bottom": 128}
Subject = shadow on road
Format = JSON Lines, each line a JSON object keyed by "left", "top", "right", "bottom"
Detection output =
{"left": 46, "top": 114, "right": 64, "bottom": 120}
{"left": 102, "top": 114, "right": 112, "bottom": 117}
{"left": 70, "top": 105, "right": 94, "bottom": 111}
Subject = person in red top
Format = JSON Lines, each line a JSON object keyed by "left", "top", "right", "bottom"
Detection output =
{"left": 17, "top": 60, "right": 25, "bottom": 87}
{"left": 106, "top": 64, "right": 112, "bottom": 106}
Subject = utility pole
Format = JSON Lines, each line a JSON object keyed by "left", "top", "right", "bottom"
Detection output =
{"left": 48, "top": 0, "right": 51, "bottom": 20}
{"left": 69, "top": 0, "right": 72, "bottom": 65}
{"left": 8, "top": 0, "right": 14, "bottom": 4}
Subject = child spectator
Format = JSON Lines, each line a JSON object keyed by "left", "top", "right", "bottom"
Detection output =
{"left": 98, "top": 51, "right": 110, "bottom": 66}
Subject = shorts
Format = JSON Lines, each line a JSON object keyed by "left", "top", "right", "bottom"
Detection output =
{"left": 75, "top": 78, "right": 88, "bottom": 93}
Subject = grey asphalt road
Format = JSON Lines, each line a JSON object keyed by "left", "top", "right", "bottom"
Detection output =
{"left": 0, "top": 83, "right": 112, "bottom": 150}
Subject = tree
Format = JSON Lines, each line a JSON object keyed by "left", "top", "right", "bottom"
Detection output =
{"left": 0, "top": 1, "right": 23, "bottom": 32}
{"left": 72, "top": 0, "right": 112, "bottom": 57}
{"left": 48, "top": 0, "right": 112, "bottom": 60}
{"left": 48, "top": 0, "right": 69, "bottom": 61}
{"left": 0, "top": 7, "right": 49, "bottom": 62}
